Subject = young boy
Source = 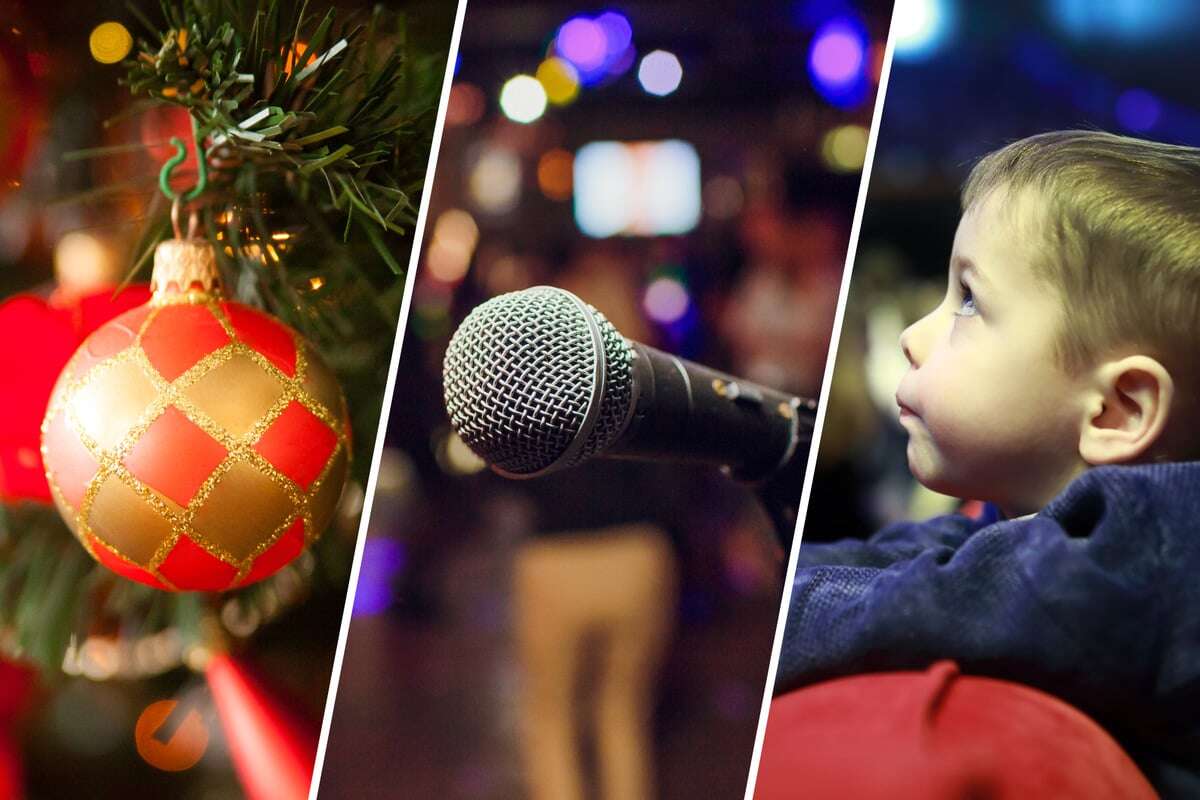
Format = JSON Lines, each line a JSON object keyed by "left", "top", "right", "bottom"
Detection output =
{"left": 778, "top": 130, "right": 1200, "bottom": 795}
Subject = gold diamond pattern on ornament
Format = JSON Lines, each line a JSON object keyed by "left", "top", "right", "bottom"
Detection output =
{"left": 88, "top": 473, "right": 180, "bottom": 564}
{"left": 183, "top": 352, "right": 285, "bottom": 437}
{"left": 72, "top": 358, "right": 159, "bottom": 451}
{"left": 191, "top": 460, "right": 295, "bottom": 561}
{"left": 42, "top": 291, "right": 349, "bottom": 591}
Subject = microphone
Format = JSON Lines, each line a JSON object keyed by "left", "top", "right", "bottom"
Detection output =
{"left": 442, "top": 286, "right": 817, "bottom": 493}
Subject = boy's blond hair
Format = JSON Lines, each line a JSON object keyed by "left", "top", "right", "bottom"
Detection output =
{"left": 962, "top": 131, "right": 1200, "bottom": 399}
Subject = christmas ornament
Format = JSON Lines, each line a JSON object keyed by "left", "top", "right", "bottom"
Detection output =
{"left": 40, "top": 237, "right": 349, "bottom": 591}
{"left": 206, "top": 652, "right": 317, "bottom": 800}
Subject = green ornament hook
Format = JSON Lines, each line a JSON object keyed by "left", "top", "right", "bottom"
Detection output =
{"left": 158, "top": 114, "right": 208, "bottom": 202}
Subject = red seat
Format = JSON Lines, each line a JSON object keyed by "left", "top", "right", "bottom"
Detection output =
{"left": 755, "top": 661, "right": 1157, "bottom": 799}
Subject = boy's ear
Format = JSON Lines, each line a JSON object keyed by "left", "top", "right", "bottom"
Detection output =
{"left": 1078, "top": 355, "right": 1174, "bottom": 465}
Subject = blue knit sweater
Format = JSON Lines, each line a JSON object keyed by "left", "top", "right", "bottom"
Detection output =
{"left": 778, "top": 462, "right": 1200, "bottom": 796}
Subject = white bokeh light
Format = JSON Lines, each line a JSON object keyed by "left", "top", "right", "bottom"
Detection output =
{"left": 637, "top": 50, "right": 683, "bottom": 96}
{"left": 499, "top": 75, "right": 548, "bottom": 123}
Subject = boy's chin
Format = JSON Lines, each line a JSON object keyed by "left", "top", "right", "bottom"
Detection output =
{"left": 906, "top": 445, "right": 970, "bottom": 499}
{"left": 905, "top": 441, "right": 942, "bottom": 488}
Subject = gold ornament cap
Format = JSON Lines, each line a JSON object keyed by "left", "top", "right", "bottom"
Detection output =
{"left": 151, "top": 238, "right": 224, "bottom": 304}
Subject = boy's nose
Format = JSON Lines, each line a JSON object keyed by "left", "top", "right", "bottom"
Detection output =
{"left": 899, "top": 313, "right": 932, "bottom": 367}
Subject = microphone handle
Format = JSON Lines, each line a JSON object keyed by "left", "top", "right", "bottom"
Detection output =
{"left": 608, "top": 342, "right": 816, "bottom": 482}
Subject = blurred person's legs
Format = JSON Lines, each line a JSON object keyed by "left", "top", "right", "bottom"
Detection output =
{"left": 514, "top": 523, "right": 678, "bottom": 800}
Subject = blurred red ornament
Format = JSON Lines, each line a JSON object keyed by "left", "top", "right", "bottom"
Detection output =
{"left": 206, "top": 653, "right": 317, "bottom": 800}
{"left": 0, "top": 286, "right": 150, "bottom": 503}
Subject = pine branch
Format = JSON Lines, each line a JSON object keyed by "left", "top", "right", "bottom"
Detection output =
{"left": 116, "top": 0, "right": 439, "bottom": 246}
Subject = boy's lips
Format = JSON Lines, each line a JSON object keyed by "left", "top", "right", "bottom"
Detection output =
{"left": 895, "top": 393, "right": 918, "bottom": 418}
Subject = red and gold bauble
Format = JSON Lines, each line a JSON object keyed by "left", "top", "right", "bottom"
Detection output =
{"left": 40, "top": 238, "right": 350, "bottom": 591}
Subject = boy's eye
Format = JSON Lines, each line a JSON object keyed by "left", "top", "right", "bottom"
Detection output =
{"left": 954, "top": 282, "right": 978, "bottom": 317}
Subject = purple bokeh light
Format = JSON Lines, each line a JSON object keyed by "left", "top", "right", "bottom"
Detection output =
{"left": 809, "top": 21, "right": 865, "bottom": 86}
{"left": 643, "top": 277, "right": 690, "bottom": 323}
{"left": 556, "top": 17, "right": 608, "bottom": 72}
{"left": 606, "top": 44, "right": 637, "bottom": 77}
{"left": 806, "top": 16, "right": 869, "bottom": 108}
{"left": 556, "top": 12, "right": 636, "bottom": 85}
{"left": 597, "top": 11, "right": 633, "bottom": 55}
{"left": 1115, "top": 89, "right": 1161, "bottom": 132}
{"left": 352, "top": 537, "right": 407, "bottom": 616}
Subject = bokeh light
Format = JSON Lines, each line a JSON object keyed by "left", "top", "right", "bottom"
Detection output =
{"left": 556, "top": 17, "right": 608, "bottom": 72}
{"left": 283, "top": 40, "right": 316, "bottom": 76}
{"left": 426, "top": 239, "right": 472, "bottom": 284}
{"left": 638, "top": 50, "right": 683, "bottom": 96}
{"left": 606, "top": 44, "right": 638, "bottom": 78}
{"left": 536, "top": 57, "right": 580, "bottom": 105}
{"left": 89, "top": 21, "right": 133, "bottom": 65}
{"left": 820, "top": 124, "right": 869, "bottom": 172}
{"left": 809, "top": 22, "right": 865, "bottom": 85}
{"left": 135, "top": 699, "right": 209, "bottom": 771}
{"left": 437, "top": 430, "right": 487, "bottom": 475}
{"left": 574, "top": 140, "right": 701, "bottom": 237}
{"left": 807, "top": 18, "right": 869, "bottom": 107}
{"left": 1115, "top": 88, "right": 1161, "bottom": 132}
{"left": 499, "top": 74, "right": 547, "bottom": 123}
{"left": 468, "top": 146, "right": 522, "bottom": 215}
{"left": 435, "top": 208, "right": 480, "bottom": 251}
{"left": 54, "top": 231, "right": 118, "bottom": 294}
{"left": 791, "top": 0, "right": 859, "bottom": 29}
{"left": 352, "top": 537, "right": 407, "bottom": 616}
{"left": 1049, "top": 0, "right": 1197, "bottom": 41}
{"left": 426, "top": 208, "right": 480, "bottom": 284}
{"left": 597, "top": 11, "right": 633, "bottom": 56}
{"left": 556, "top": 12, "right": 637, "bottom": 84}
{"left": 868, "top": 41, "right": 886, "bottom": 82}
{"left": 446, "top": 82, "right": 486, "bottom": 127}
{"left": 537, "top": 149, "right": 574, "bottom": 201}
{"left": 893, "top": 0, "right": 953, "bottom": 61}
{"left": 643, "top": 277, "right": 691, "bottom": 324}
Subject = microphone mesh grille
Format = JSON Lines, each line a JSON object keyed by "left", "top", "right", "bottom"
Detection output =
{"left": 442, "top": 287, "right": 634, "bottom": 475}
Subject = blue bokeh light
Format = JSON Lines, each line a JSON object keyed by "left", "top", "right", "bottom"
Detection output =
{"left": 791, "top": 0, "right": 858, "bottom": 30}
{"left": 1115, "top": 89, "right": 1162, "bottom": 133}
{"left": 1049, "top": 0, "right": 1198, "bottom": 41}
{"left": 893, "top": 0, "right": 954, "bottom": 62}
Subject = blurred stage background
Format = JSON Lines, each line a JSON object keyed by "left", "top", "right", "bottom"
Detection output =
{"left": 320, "top": 1, "right": 889, "bottom": 798}
{"left": 807, "top": 0, "right": 1200, "bottom": 542}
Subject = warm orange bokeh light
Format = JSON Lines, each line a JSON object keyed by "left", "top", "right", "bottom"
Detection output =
{"left": 537, "top": 149, "right": 574, "bottom": 201}
{"left": 135, "top": 699, "right": 210, "bottom": 771}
